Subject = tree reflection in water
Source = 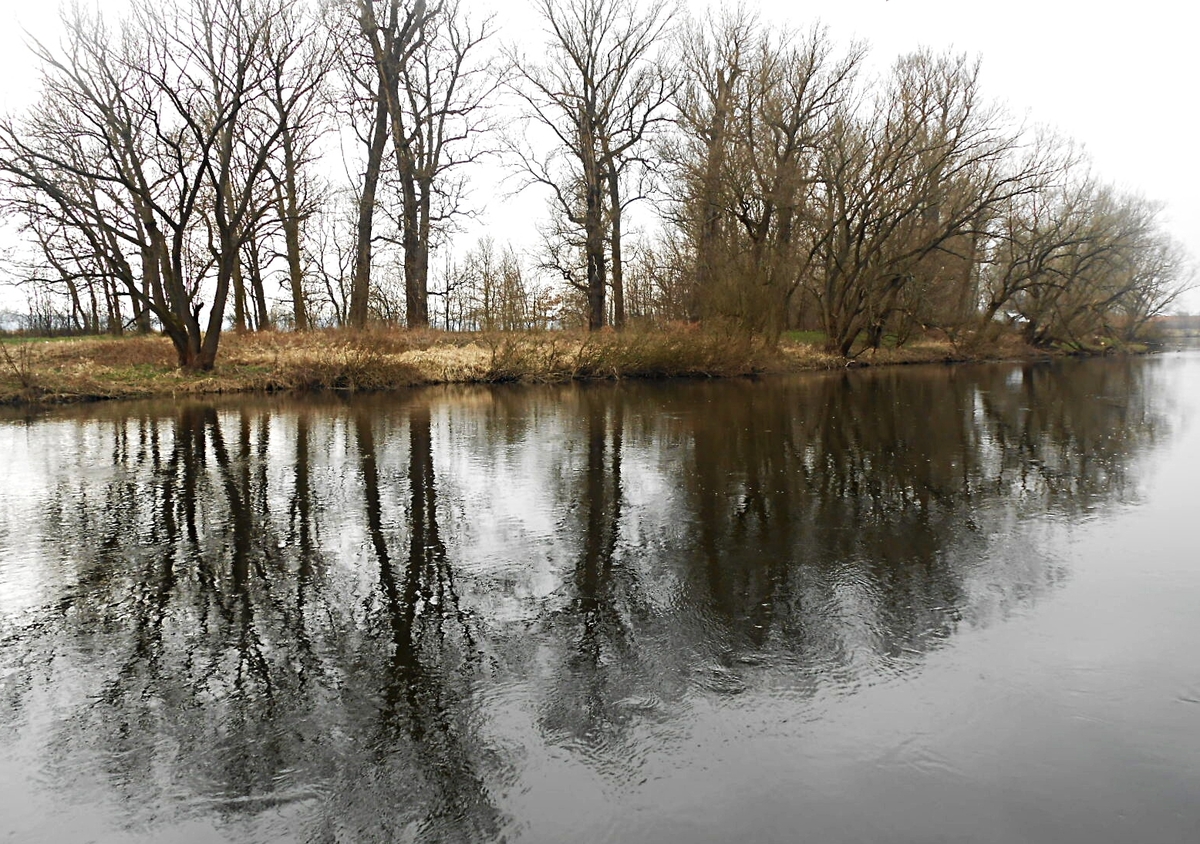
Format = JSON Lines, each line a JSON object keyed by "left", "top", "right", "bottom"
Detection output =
{"left": 0, "top": 357, "right": 1168, "bottom": 842}
{"left": 536, "top": 388, "right": 651, "bottom": 760}
{"left": 339, "top": 405, "right": 501, "bottom": 842}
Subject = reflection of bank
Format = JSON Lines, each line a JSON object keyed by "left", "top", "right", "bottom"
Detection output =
{"left": 9, "top": 403, "right": 313, "bottom": 815}
{"left": 669, "top": 360, "right": 1156, "bottom": 670}
{"left": 679, "top": 370, "right": 979, "bottom": 664}
{"left": 0, "top": 400, "right": 511, "bottom": 842}
{"left": 576, "top": 391, "right": 625, "bottom": 655}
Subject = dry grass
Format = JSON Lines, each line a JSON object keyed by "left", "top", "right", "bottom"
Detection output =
{"left": 0, "top": 324, "right": 1053, "bottom": 407}
{"left": 774, "top": 339, "right": 844, "bottom": 370}
{"left": 478, "top": 327, "right": 774, "bottom": 382}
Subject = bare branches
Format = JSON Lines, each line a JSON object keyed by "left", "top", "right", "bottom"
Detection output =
{"left": 2, "top": 1, "right": 1189, "bottom": 350}
{"left": 510, "top": 0, "right": 675, "bottom": 330}
{"left": 1, "top": 0, "right": 335, "bottom": 367}
{"left": 670, "top": 13, "right": 864, "bottom": 336}
{"left": 339, "top": 0, "right": 501, "bottom": 327}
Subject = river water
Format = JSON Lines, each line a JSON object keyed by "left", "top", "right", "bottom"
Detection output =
{"left": 1, "top": 354, "right": 1198, "bottom": 843}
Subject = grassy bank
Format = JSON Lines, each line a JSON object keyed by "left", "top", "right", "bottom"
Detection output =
{"left": 0, "top": 325, "right": 1058, "bottom": 406}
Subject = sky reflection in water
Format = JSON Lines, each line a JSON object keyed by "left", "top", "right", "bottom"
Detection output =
{"left": 1, "top": 355, "right": 1198, "bottom": 843}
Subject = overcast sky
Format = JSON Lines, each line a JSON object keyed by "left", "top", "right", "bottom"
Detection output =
{"left": 2, "top": 0, "right": 1197, "bottom": 311}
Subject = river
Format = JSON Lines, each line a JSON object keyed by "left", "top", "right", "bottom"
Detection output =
{"left": 1, "top": 353, "right": 1198, "bottom": 843}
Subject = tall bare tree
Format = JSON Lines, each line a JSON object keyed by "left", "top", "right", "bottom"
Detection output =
{"left": 261, "top": 1, "right": 334, "bottom": 331}
{"left": 346, "top": 0, "right": 498, "bottom": 328}
{"left": 671, "top": 7, "right": 755, "bottom": 321}
{"left": 672, "top": 16, "right": 862, "bottom": 337}
{"left": 1, "top": 0, "right": 302, "bottom": 369}
{"left": 994, "top": 184, "right": 1189, "bottom": 347}
{"left": 512, "top": 0, "right": 673, "bottom": 331}
{"left": 332, "top": 16, "right": 395, "bottom": 328}
{"left": 342, "top": 1, "right": 433, "bottom": 327}
{"left": 805, "top": 50, "right": 1030, "bottom": 355}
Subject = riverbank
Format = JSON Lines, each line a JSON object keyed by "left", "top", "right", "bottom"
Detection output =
{"left": 0, "top": 326, "right": 1075, "bottom": 407}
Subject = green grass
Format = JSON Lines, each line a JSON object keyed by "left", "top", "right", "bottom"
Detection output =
{"left": 0, "top": 334, "right": 112, "bottom": 345}
{"left": 782, "top": 330, "right": 827, "bottom": 345}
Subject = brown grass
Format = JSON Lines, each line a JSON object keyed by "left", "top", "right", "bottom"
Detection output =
{"left": 478, "top": 327, "right": 775, "bottom": 381}
{"left": 0, "top": 325, "right": 1052, "bottom": 407}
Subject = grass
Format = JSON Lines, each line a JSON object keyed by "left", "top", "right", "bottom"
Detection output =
{"left": 478, "top": 328, "right": 779, "bottom": 381}
{"left": 781, "top": 329, "right": 827, "bottom": 345}
{"left": 0, "top": 324, "right": 1054, "bottom": 407}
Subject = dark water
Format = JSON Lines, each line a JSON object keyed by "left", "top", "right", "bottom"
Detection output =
{"left": 1, "top": 355, "right": 1198, "bottom": 843}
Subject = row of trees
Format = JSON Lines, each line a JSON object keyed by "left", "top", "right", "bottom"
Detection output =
{"left": 667, "top": 12, "right": 1191, "bottom": 353}
{"left": 0, "top": 0, "right": 1191, "bottom": 368}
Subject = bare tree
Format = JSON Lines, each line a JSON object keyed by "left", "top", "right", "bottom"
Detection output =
{"left": 392, "top": 2, "right": 502, "bottom": 328}
{"left": 331, "top": 0, "right": 399, "bottom": 328}
{"left": 805, "top": 50, "right": 1030, "bottom": 355}
{"left": 140, "top": 0, "right": 298, "bottom": 365}
{"left": 511, "top": 0, "right": 674, "bottom": 331}
{"left": 982, "top": 163, "right": 1093, "bottom": 326}
{"left": 347, "top": 0, "right": 437, "bottom": 329}
{"left": 0, "top": 137, "right": 141, "bottom": 334}
{"left": 1, "top": 0, "right": 303, "bottom": 369}
{"left": 443, "top": 236, "right": 532, "bottom": 330}
{"left": 1114, "top": 234, "right": 1193, "bottom": 341}
{"left": 303, "top": 190, "right": 361, "bottom": 326}
{"left": 996, "top": 184, "right": 1190, "bottom": 347}
{"left": 347, "top": 0, "right": 500, "bottom": 328}
{"left": 261, "top": 1, "right": 334, "bottom": 330}
{"left": 671, "top": 16, "right": 863, "bottom": 337}
{"left": 670, "top": 7, "right": 755, "bottom": 321}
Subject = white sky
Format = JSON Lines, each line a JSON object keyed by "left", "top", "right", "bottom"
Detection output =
{"left": 1, "top": 0, "right": 1198, "bottom": 312}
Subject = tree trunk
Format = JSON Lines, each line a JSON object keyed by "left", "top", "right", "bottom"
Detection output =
{"left": 188, "top": 238, "right": 236, "bottom": 371}
{"left": 350, "top": 84, "right": 390, "bottom": 328}
{"left": 694, "top": 69, "right": 736, "bottom": 321}
{"left": 131, "top": 243, "right": 154, "bottom": 333}
{"left": 401, "top": 178, "right": 430, "bottom": 328}
{"left": 279, "top": 133, "right": 308, "bottom": 330}
{"left": 232, "top": 254, "right": 248, "bottom": 332}
{"left": 585, "top": 161, "right": 606, "bottom": 331}
{"left": 243, "top": 232, "right": 271, "bottom": 331}
{"left": 608, "top": 169, "right": 624, "bottom": 330}
{"left": 105, "top": 277, "right": 123, "bottom": 335}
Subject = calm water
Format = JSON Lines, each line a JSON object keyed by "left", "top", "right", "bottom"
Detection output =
{"left": 1, "top": 355, "right": 1198, "bottom": 843}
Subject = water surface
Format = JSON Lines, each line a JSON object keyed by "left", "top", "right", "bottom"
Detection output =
{"left": 1, "top": 355, "right": 1198, "bottom": 843}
